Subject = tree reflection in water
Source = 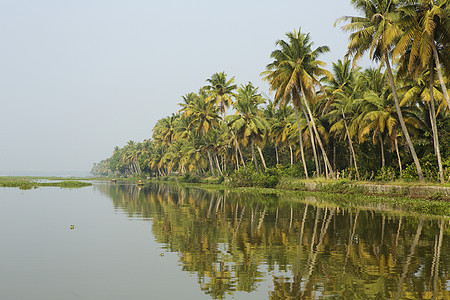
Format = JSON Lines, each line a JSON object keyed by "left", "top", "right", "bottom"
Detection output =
{"left": 94, "top": 183, "right": 449, "bottom": 299}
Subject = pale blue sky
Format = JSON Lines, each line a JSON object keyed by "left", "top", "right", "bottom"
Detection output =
{"left": 0, "top": 0, "right": 371, "bottom": 174}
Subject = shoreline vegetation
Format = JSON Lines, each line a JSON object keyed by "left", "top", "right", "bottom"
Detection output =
{"left": 0, "top": 177, "right": 92, "bottom": 189}
{"left": 86, "top": 1, "right": 449, "bottom": 215}
{"left": 1, "top": 175, "right": 448, "bottom": 216}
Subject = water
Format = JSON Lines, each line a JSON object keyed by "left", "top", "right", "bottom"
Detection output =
{"left": 0, "top": 183, "right": 448, "bottom": 299}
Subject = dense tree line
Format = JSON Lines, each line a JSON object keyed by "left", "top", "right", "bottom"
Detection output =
{"left": 92, "top": 0, "right": 450, "bottom": 183}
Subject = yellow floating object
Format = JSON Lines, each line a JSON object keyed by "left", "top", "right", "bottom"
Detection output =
{"left": 70, "top": 225, "right": 74, "bottom": 230}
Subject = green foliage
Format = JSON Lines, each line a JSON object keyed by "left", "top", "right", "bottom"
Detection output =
{"left": 179, "top": 173, "right": 201, "bottom": 183}
{"left": 227, "top": 167, "right": 281, "bottom": 188}
{"left": 376, "top": 167, "right": 397, "bottom": 181}
{"left": 403, "top": 154, "right": 441, "bottom": 182}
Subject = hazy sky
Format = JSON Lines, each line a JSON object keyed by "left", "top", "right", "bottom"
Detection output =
{"left": 0, "top": 0, "right": 370, "bottom": 174}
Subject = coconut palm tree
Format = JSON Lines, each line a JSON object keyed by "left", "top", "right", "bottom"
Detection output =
{"left": 338, "top": 0, "right": 425, "bottom": 181}
{"left": 226, "top": 83, "right": 270, "bottom": 174}
{"left": 395, "top": 0, "right": 450, "bottom": 111}
{"left": 262, "top": 28, "right": 335, "bottom": 178}
{"left": 400, "top": 69, "right": 445, "bottom": 182}
{"left": 204, "top": 72, "right": 237, "bottom": 115}
{"left": 324, "top": 59, "right": 361, "bottom": 180}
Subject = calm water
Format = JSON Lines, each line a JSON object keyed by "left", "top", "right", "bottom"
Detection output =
{"left": 0, "top": 183, "right": 448, "bottom": 299}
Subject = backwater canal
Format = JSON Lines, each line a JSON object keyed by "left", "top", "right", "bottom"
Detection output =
{"left": 0, "top": 182, "right": 448, "bottom": 299}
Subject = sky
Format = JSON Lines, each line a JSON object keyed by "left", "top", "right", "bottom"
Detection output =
{"left": 0, "top": 0, "right": 372, "bottom": 175}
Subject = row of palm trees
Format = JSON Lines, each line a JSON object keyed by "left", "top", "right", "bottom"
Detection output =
{"left": 92, "top": 0, "right": 449, "bottom": 183}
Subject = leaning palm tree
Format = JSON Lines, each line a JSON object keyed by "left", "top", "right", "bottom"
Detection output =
{"left": 337, "top": 0, "right": 425, "bottom": 181}
{"left": 262, "top": 28, "right": 335, "bottom": 178}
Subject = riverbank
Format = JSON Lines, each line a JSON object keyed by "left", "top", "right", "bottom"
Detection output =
{"left": 148, "top": 177, "right": 450, "bottom": 217}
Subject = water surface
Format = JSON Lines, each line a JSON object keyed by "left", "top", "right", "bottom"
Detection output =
{"left": 0, "top": 183, "right": 448, "bottom": 299}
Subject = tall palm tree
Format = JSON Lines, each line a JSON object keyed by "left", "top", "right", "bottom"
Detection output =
{"left": 400, "top": 69, "right": 445, "bottom": 182}
{"left": 395, "top": 0, "right": 450, "bottom": 111}
{"left": 338, "top": 0, "right": 425, "bottom": 181}
{"left": 226, "top": 83, "right": 270, "bottom": 174}
{"left": 324, "top": 59, "right": 361, "bottom": 180}
{"left": 262, "top": 28, "right": 335, "bottom": 178}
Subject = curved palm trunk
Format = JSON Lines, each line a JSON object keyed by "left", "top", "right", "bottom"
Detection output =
{"left": 379, "top": 135, "right": 385, "bottom": 169}
{"left": 394, "top": 137, "right": 403, "bottom": 178}
{"left": 299, "top": 84, "right": 335, "bottom": 179}
{"left": 429, "top": 65, "right": 444, "bottom": 183}
{"left": 341, "top": 109, "right": 360, "bottom": 180}
{"left": 256, "top": 146, "right": 267, "bottom": 170}
{"left": 384, "top": 52, "right": 424, "bottom": 182}
{"left": 251, "top": 140, "right": 260, "bottom": 174}
{"left": 293, "top": 107, "right": 309, "bottom": 178}
{"left": 432, "top": 42, "right": 450, "bottom": 112}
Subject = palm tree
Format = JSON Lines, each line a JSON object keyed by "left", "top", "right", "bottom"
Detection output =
{"left": 262, "top": 28, "right": 335, "bottom": 178}
{"left": 204, "top": 72, "right": 237, "bottom": 115}
{"left": 395, "top": 0, "right": 450, "bottom": 111}
{"left": 271, "top": 104, "right": 296, "bottom": 165}
{"left": 324, "top": 59, "right": 361, "bottom": 180}
{"left": 400, "top": 69, "right": 445, "bottom": 182}
{"left": 226, "top": 83, "right": 270, "bottom": 174}
{"left": 338, "top": 0, "right": 425, "bottom": 181}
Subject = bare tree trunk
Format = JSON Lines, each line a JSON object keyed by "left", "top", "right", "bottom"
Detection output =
{"left": 432, "top": 42, "right": 450, "bottom": 112}
{"left": 293, "top": 106, "right": 309, "bottom": 178}
{"left": 428, "top": 64, "right": 444, "bottom": 183}
{"left": 257, "top": 146, "right": 267, "bottom": 170}
{"left": 384, "top": 51, "right": 424, "bottom": 182}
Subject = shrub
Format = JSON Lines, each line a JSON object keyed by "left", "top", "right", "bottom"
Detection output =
{"left": 376, "top": 167, "right": 397, "bottom": 181}
{"left": 227, "top": 166, "right": 281, "bottom": 188}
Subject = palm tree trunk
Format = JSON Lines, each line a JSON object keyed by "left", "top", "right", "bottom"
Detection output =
{"left": 432, "top": 42, "right": 450, "bottom": 112}
{"left": 299, "top": 84, "right": 335, "bottom": 178}
{"left": 293, "top": 106, "right": 309, "bottom": 178}
{"left": 384, "top": 51, "right": 424, "bottom": 182}
{"left": 214, "top": 154, "right": 223, "bottom": 176}
{"left": 275, "top": 144, "right": 279, "bottom": 165}
{"left": 257, "top": 146, "right": 267, "bottom": 170}
{"left": 297, "top": 101, "right": 318, "bottom": 177}
{"left": 395, "top": 136, "right": 403, "bottom": 178}
{"left": 341, "top": 109, "right": 360, "bottom": 180}
{"left": 428, "top": 65, "right": 444, "bottom": 183}
{"left": 251, "top": 140, "right": 260, "bottom": 174}
{"left": 289, "top": 144, "right": 294, "bottom": 165}
{"left": 207, "top": 150, "right": 216, "bottom": 177}
{"left": 235, "top": 146, "right": 239, "bottom": 171}
{"left": 379, "top": 135, "right": 385, "bottom": 169}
